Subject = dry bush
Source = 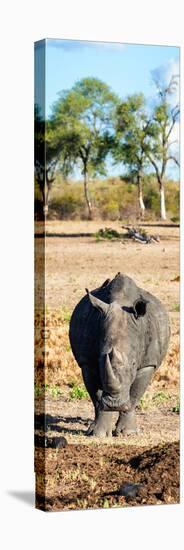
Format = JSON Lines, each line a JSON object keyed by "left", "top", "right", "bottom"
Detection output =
{"left": 34, "top": 175, "right": 179, "bottom": 222}
{"left": 35, "top": 310, "right": 81, "bottom": 388}
{"left": 153, "top": 339, "right": 179, "bottom": 389}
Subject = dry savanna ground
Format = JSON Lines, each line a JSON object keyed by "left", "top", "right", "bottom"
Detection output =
{"left": 35, "top": 221, "right": 180, "bottom": 511}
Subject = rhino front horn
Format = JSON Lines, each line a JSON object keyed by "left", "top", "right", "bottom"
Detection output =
{"left": 103, "top": 352, "right": 122, "bottom": 393}
{"left": 86, "top": 290, "right": 109, "bottom": 315}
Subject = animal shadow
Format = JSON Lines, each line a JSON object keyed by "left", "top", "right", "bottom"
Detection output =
{"left": 35, "top": 413, "right": 92, "bottom": 436}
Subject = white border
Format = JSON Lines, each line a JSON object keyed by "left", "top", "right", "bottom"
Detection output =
{"left": 0, "top": 1, "right": 183, "bottom": 549}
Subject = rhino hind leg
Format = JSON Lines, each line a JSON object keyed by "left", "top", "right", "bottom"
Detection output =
{"left": 115, "top": 366, "right": 155, "bottom": 436}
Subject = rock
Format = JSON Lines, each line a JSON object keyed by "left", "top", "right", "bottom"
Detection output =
{"left": 35, "top": 435, "right": 67, "bottom": 448}
{"left": 118, "top": 482, "right": 143, "bottom": 498}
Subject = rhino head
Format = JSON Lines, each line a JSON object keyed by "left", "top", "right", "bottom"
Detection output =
{"left": 86, "top": 289, "right": 148, "bottom": 412}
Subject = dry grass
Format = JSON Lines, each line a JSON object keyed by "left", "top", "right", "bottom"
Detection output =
{"left": 35, "top": 307, "right": 179, "bottom": 392}
{"left": 35, "top": 221, "right": 179, "bottom": 393}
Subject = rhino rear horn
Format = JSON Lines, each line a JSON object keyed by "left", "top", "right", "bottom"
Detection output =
{"left": 86, "top": 289, "right": 109, "bottom": 315}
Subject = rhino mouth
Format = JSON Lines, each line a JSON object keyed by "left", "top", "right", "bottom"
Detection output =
{"left": 100, "top": 393, "right": 131, "bottom": 412}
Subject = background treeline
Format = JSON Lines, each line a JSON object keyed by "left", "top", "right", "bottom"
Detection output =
{"left": 35, "top": 73, "right": 179, "bottom": 222}
{"left": 35, "top": 175, "right": 179, "bottom": 222}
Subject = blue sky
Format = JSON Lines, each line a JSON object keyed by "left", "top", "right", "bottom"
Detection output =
{"left": 45, "top": 39, "right": 179, "bottom": 115}
{"left": 35, "top": 39, "right": 180, "bottom": 180}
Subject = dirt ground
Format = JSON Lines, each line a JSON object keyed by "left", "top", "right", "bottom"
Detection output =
{"left": 35, "top": 441, "right": 179, "bottom": 511}
{"left": 35, "top": 220, "right": 180, "bottom": 511}
{"left": 43, "top": 221, "right": 179, "bottom": 311}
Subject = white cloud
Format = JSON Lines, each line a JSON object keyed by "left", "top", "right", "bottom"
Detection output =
{"left": 151, "top": 57, "right": 180, "bottom": 167}
{"left": 47, "top": 38, "right": 126, "bottom": 52}
{"left": 151, "top": 57, "right": 180, "bottom": 105}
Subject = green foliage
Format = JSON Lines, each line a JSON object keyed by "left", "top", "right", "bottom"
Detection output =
{"left": 152, "top": 392, "right": 170, "bottom": 405}
{"left": 69, "top": 383, "right": 89, "bottom": 400}
{"left": 165, "top": 182, "right": 180, "bottom": 219}
{"left": 139, "top": 391, "right": 170, "bottom": 410}
{"left": 45, "top": 175, "right": 179, "bottom": 221}
{"left": 171, "top": 216, "right": 180, "bottom": 223}
{"left": 35, "top": 74, "right": 179, "bottom": 221}
{"left": 101, "top": 201, "right": 120, "bottom": 220}
{"left": 34, "top": 384, "right": 44, "bottom": 397}
{"left": 51, "top": 193, "right": 83, "bottom": 217}
{"left": 49, "top": 385, "right": 63, "bottom": 398}
{"left": 50, "top": 78, "right": 119, "bottom": 211}
{"left": 139, "top": 392, "right": 150, "bottom": 410}
{"left": 143, "top": 178, "right": 179, "bottom": 219}
{"left": 144, "top": 183, "right": 160, "bottom": 214}
{"left": 172, "top": 303, "right": 180, "bottom": 312}
{"left": 61, "top": 306, "right": 72, "bottom": 323}
{"left": 34, "top": 384, "right": 63, "bottom": 398}
{"left": 114, "top": 94, "right": 156, "bottom": 185}
{"left": 95, "top": 227, "right": 121, "bottom": 240}
{"left": 172, "top": 402, "right": 180, "bottom": 414}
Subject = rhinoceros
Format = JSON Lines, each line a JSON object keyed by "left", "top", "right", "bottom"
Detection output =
{"left": 69, "top": 273, "right": 170, "bottom": 437}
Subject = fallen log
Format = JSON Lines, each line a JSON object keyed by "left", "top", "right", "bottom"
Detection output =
{"left": 122, "top": 226, "right": 160, "bottom": 244}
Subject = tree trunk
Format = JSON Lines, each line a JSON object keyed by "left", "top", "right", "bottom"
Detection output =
{"left": 39, "top": 183, "right": 48, "bottom": 219}
{"left": 84, "top": 169, "right": 92, "bottom": 219}
{"left": 137, "top": 173, "right": 145, "bottom": 218}
{"left": 159, "top": 181, "right": 167, "bottom": 220}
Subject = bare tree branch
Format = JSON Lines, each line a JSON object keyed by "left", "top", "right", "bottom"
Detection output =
{"left": 144, "top": 151, "right": 161, "bottom": 182}
{"left": 166, "top": 107, "right": 180, "bottom": 141}
{"left": 167, "top": 155, "right": 180, "bottom": 167}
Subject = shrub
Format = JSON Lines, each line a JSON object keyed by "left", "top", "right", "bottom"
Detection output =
{"left": 101, "top": 200, "right": 120, "bottom": 220}
{"left": 95, "top": 227, "right": 121, "bottom": 240}
{"left": 172, "top": 402, "right": 180, "bottom": 414}
{"left": 37, "top": 174, "right": 179, "bottom": 221}
{"left": 144, "top": 185, "right": 160, "bottom": 214}
{"left": 50, "top": 193, "right": 83, "bottom": 219}
{"left": 69, "top": 383, "right": 89, "bottom": 400}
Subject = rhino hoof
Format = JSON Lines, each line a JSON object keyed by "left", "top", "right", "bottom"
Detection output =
{"left": 86, "top": 421, "right": 112, "bottom": 437}
{"left": 86, "top": 421, "right": 96, "bottom": 436}
{"left": 93, "top": 428, "right": 112, "bottom": 438}
{"left": 115, "top": 427, "right": 140, "bottom": 437}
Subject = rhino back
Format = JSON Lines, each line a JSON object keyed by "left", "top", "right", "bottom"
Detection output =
{"left": 69, "top": 273, "right": 170, "bottom": 369}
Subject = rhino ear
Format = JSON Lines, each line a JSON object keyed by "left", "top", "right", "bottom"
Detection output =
{"left": 101, "top": 278, "right": 111, "bottom": 288}
{"left": 85, "top": 289, "right": 109, "bottom": 315}
{"left": 133, "top": 296, "right": 148, "bottom": 318}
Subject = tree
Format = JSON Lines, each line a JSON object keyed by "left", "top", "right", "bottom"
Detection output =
{"left": 51, "top": 78, "right": 118, "bottom": 218}
{"left": 35, "top": 105, "right": 75, "bottom": 215}
{"left": 144, "top": 74, "right": 180, "bottom": 220}
{"left": 34, "top": 105, "right": 59, "bottom": 215}
{"left": 34, "top": 104, "right": 45, "bottom": 211}
{"left": 114, "top": 94, "right": 156, "bottom": 218}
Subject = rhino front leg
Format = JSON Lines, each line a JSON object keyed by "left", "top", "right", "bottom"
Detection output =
{"left": 115, "top": 366, "right": 155, "bottom": 436}
{"left": 115, "top": 409, "right": 137, "bottom": 435}
{"left": 82, "top": 365, "right": 114, "bottom": 437}
{"left": 89, "top": 409, "right": 115, "bottom": 437}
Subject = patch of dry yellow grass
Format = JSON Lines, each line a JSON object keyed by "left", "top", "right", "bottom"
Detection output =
{"left": 35, "top": 309, "right": 179, "bottom": 391}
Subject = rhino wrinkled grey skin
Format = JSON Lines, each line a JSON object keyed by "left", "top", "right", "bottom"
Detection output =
{"left": 69, "top": 273, "right": 170, "bottom": 437}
